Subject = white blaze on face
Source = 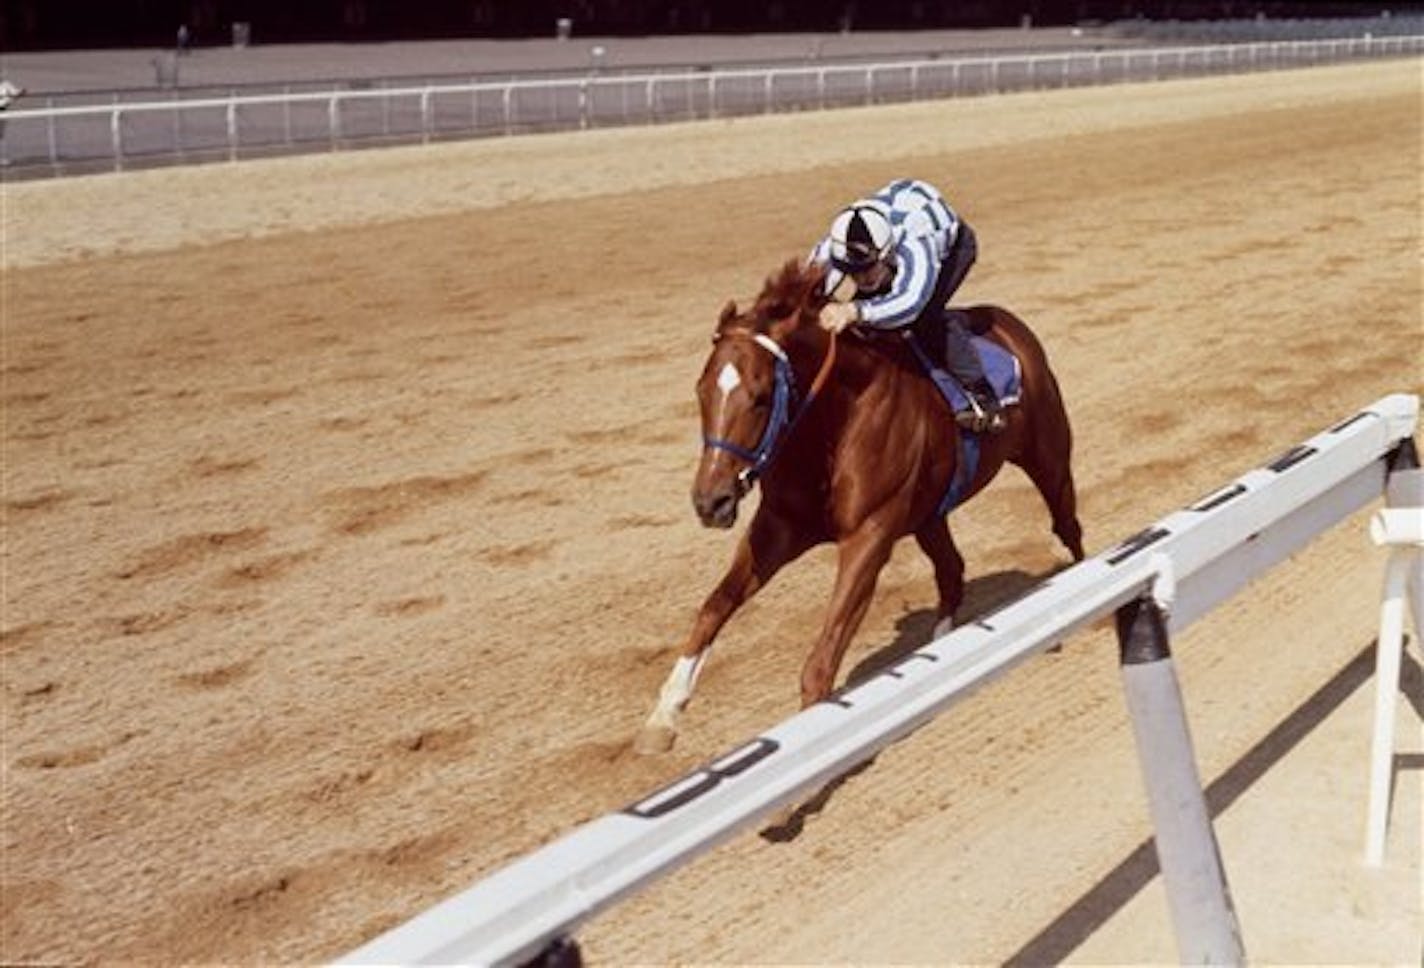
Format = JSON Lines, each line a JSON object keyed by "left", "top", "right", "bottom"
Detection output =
{"left": 711, "top": 361, "right": 743, "bottom": 448}
{"left": 716, "top": 362, "right": 741, "bottom": 396}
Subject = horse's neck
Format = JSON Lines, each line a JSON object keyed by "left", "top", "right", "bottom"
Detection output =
{"left": 824, "top": 336, "right": 905, "bottom": 407}
{"left": 790, "top": 334, "right": 911, "bottom": 437}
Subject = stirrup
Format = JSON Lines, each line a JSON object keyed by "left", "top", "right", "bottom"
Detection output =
{"left": 955, "top": 401, "right": 1006, "bottom": 434}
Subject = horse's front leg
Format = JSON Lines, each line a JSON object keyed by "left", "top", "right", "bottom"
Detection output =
{"left": 634, "top": 509, "right": 810, "bottom": 754}
{"left": 800, "top": 525, "right": 897, "bottom": 707}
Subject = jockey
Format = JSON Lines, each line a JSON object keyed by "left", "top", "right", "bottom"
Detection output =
{"left": 811, "top": 178, "right": 1004, "bottom": 433}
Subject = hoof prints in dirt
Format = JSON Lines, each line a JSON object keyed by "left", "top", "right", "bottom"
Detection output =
{"left": 489, "top": 487, "right": 565, "bottom": 509}
{"left": 479, "top": 540, "right": 554, "bottom": 566}
{"left": 116, "top": 528, "right": 269, "bottom": 580}
{"left": 303, "top": 768, "right": 376, "bottom": 805}
{"left": 16, "top": 730, "right": 142, "bottom": 770}
{"left": 6, "top": 490, "right": 71, "bottom": 514}
{"left": 217, "top": 550, "right": 316, "bottom": 587}
{"left": 609, "top": 513, "right": 678, "bottom": 530}
{"left": 374, "top": 830, "right": 460, "bottom": 870}
{"left": 5, "top": 391, "right": 51, "bottom": 406}
{"left": 226, "top": 386, "right": 303, "bottom": 408}
{"left": 20, "top": 680, "right": 59, "bottom": 701}
{"left": 188, "top": 455, "right": 262, "bottom": 478}
{"left": 107, "top": 608, "right": 192, "bottom": 636}
{"left": 176, "top": 658, "right": 256, "bottom": 691}
{"left": 374, "top": 595, "right": 446, "bottom": 617}
{"left": 229, "top": 873, "right": 298, "bottom": 912}
{"left": 325, "top": 471, "right": 488, "bottom": 536}
{"left": 472, "top": 390, "right": 523, "bottom": 410}
{"left": 1, "top": 622, "right": 52, "bottom": 654}
{"left": 399, "top": 723, "right": 476, "bottom": 755}
{"left": 101, "top": 599, "right": 263, "bottom": 640}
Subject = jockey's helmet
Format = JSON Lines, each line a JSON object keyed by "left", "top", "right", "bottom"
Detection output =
{"left": 827, "top": 200, "right": 894, "bottom": 273}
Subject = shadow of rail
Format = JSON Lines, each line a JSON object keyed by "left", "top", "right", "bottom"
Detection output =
{"left": 1004, "top": 638, "right": 1419, "bottom": 966}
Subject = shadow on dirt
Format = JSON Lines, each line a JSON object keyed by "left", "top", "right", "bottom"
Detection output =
{"left": 1002, "top": 638, "right": 1418, "bottom": 966}
{"left": 759, "top": 562, "right": 1072, "bottom": 844}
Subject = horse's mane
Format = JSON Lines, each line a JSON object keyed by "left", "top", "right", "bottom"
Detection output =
{"left": 718, "top": 259, "right": 828, "bottom": 335}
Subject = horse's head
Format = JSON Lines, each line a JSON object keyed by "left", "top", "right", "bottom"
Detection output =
{"left": 692, "top": 259, "right": 831, "bottom": 528}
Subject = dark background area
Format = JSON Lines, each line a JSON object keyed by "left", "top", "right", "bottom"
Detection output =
{"left": 2, "top": 1, "right": 1418, "bottom": 50}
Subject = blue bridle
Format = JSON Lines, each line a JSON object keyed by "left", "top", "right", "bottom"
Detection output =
{"left": 702, "top": 331, "right": 819, "bottom": 496}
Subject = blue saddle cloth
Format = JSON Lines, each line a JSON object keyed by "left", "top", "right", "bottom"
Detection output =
{"left": 906, "top": 332, "right": 1022, "bottom": 415}
{"left": 905, "top": 320, "right": 1023, "bottom": 517}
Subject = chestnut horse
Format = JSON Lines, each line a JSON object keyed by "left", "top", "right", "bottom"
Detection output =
{"left": 634, "top": 259, "right": 1084, "bottom": 754}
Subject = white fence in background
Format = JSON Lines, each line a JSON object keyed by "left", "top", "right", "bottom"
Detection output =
{"left": 3, "top": 35, "right": 1421, "bottom": 176}
{"left": 339, "top": 394, "right": 1420, "bottom": 966}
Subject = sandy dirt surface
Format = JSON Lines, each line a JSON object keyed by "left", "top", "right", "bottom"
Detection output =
{"left": 3, "top": 59, "right": 1421, "bottom": 964}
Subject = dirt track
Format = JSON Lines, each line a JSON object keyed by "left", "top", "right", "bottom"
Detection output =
{"left": 3, "top": 60, "right": 1421, "bottom": 963}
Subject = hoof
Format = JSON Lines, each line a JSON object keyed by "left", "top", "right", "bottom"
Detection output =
{"left": 633, "top": 724, "right": 677, "bottom": 755}
{"left": 931, "top": 615, "right": 955, "bottom": 640}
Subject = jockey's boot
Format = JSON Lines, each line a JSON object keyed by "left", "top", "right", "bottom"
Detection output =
{"left": 956, "top": 379, "right": 1006, "bottom": 434}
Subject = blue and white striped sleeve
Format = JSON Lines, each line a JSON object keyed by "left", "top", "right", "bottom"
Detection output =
{"left": 856, "top": 236, "right": 939, "bottom": 329}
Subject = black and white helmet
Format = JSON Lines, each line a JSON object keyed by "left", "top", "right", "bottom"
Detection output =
{"left": 827, "top": 200, "right": 894, "bottom": 273}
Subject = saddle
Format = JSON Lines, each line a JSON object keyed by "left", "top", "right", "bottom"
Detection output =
{"left": 906, "top": 311, "right": 1022, "bottom": 424}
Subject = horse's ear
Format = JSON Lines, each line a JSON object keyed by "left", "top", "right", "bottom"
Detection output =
{"left": 718, "top": 300, "right": 738, "bottom": 327}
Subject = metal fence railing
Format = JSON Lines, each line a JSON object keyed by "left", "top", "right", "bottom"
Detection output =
{"left": 2, "top": 35, "right": 1420, "bottom": 179}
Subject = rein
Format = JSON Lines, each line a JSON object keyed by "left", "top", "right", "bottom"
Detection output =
{"left": 703, "top": 328, "right": 839, "bottom": 495}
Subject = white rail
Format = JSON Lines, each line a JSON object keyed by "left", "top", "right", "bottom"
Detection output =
{"left": 3, "top": 35, "right": 1421, "bottom": 174}
{"left": 340, "top": 392, "right": 1419, "bottom": 965}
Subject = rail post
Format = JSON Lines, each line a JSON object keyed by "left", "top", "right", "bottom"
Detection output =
{"left": 225, "top": 98, "right": 237, "bottom": 161}
{"left": 46, "top": 97, "right": 59, "bottom": 173}
{"left": 109, "top": 107, "right": 123, "bottom": 172}
{"left": 328, "top": 94, "right": 341, "bottom": 150}
{"left": 1116, "top": 570, "right": 1245, "bottom": 966}
{"left": 1365, "top": 439, "right": 1423, "bottom": 866}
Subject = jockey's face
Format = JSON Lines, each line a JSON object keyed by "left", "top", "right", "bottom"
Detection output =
{"left": 851, "top": 256, "right": 893, "bottom": 294}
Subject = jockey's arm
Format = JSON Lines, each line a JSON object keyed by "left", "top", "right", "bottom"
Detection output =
{"left": 854, "top": 237, "right": 939, "bottom": 330}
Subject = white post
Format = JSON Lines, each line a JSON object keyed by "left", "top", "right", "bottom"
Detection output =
{"left": 328, "top": 94, "right": 340, "bottom": 149}
{"left": 109, "top": 108, "right": 123, "bottom": 171}
{"left": 1365, "top": 441, "right": 1423, "bottom": 866}
{"left": 225, "top": 99, "right": 237, "bottom": 161}
{"left": 1117, "top": 585, "right": 1245, "bottom": 965}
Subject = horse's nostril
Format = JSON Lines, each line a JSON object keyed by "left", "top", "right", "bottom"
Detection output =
{"left": 693, "top": 490, "right": 738, "bottom": 526}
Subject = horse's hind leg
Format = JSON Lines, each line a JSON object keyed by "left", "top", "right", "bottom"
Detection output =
{"left": 634, "top": 509, "right": 811, "bottom": 754}
{"left": 914, "top": 516, "right": 966, "bottom": 638}
{"left": 1025, "top": 452, "right": 1084, "bottom": 562}
{"left": 1020, "top": 388, "right": 1086, "bottom": 562}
